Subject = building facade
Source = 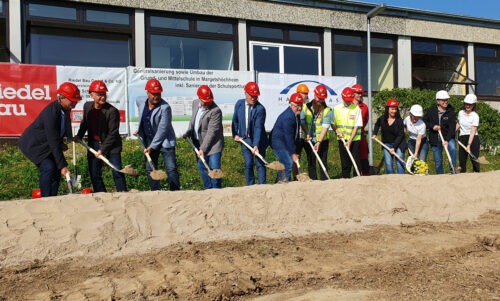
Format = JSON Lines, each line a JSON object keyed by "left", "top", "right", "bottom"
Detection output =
{"left": 2, "top": 0, "right": 500, "bottom": 101}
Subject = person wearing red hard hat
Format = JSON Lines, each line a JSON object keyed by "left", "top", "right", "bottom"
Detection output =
{"left": 183, "top": 85, "right": 224, "bottom": 189}
{"left": 270, "top": 92, "right": 304, "bottom": 182}
{"left": 372, "top": 98, "right": 407, "bottom": 174}
{"left": 18, "top": 82, "right": 82, "bottom": 197}
{"left": 331, "top": 87, "right": 362, "bottom": 178}
{"left": 136, "top": 78, "right": 180, "bottom": 191}
{"left": 231, "top": 81, "right": 269, "bottom": 185}
{"left": 299, "top": 84, "right": 333, "bottom": 180}
{"left": 74, "top": 80, "right": 127, "bottom": 193}
{"left": 351, "top": 84, "right": 370, "bottom": 176}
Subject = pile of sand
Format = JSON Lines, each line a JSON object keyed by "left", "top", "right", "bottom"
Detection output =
{"left": 0, "top": 171, "right": 499, "bottom": 268}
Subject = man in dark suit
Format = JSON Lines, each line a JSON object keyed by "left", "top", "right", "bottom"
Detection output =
{"left": 231, "top": 81, "right": 269, "bottom": 185}
{"left": 270, "top": 93, "right": 304, "bottom": 182}
{"left": 18, "top": 82, "right": 82, "bottom": 197}
{"left": 75, "top": 80, "right": 127, "bottom": 192}
{"left": 184, "top": 85, "right": 224, "bottom": 189}
{"left": 136, "top": 78, "right": 180, "bottom": 191}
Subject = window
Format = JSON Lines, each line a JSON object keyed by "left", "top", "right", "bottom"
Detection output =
{"left": 412, "top": 38, "right": 471, "bottom": 94}
{"left": 475, "top": 45, "right": 500, "bottom": 97}
{"left": 24, "top": 1, "right": 133, "bottom": 67}
{"left": 333, "top": 32, "right": 396, "bottom": 92}
{"left": 248, "top": 23, "right": 322, "bottom": 75}
{"left": 0, "top": 0, "right": 8, "bottom": 62}
{"left": 147, "top": 13, "right": 236, "bottom": 70}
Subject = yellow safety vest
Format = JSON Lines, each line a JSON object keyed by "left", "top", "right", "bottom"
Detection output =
{"left": 304, "top": 105, "right": 332, "bottom": 141}
{"left": 333, "top": 104, "right": 361, "bottom": 141}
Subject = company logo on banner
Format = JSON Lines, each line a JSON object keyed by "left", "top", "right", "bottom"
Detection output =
{"left": 258, "top": 73, "right": 356, "bottom": 131}
{"left": 0, "top": 64, "right": 58, "bottom": 137}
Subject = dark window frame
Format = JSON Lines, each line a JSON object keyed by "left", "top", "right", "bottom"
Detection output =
{"left": 146, "top": 11, "right": 238, "bottom": 69}
{"left": 23, "top": 0, "right": 134, "bottom": 65}
{"left": 332, "top": 30, "right": 398, "bottom": 94}
{"left": 474, "top": 43, "right": 500, "bottom": 99}
{"left": 0, "top": 0, "right": 8, "bottom": 62}
{"left": 412, "top": 38, "right": 466, "bottom": 56}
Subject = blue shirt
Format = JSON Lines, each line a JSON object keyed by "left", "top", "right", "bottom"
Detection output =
{"left": 140, "top": 100, "right": 156, "bottom": 139}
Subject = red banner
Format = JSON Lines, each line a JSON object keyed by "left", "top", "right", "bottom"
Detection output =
{"left": 0, "top": 64, "right": 57, "bottom": 136}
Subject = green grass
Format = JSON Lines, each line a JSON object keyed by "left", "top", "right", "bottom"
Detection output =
{"left": 1, "top": 137, "right": 498, "bottom": 201}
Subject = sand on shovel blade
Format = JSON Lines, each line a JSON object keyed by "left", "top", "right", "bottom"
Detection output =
{"left": 150, "top": 170, "right": 167, "bottom": 180}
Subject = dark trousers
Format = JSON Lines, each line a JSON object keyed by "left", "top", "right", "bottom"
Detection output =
{"left": 142, "top": 137, "right": 180, "bottom": 191}
{"left": 36, "top": 155, "right": 61, "bottom": 197}
{"left": 458, "top": 135, "right": 480, "bottom": 173}
{"left": 241, "top": 139, "right": 267, "bottom": 185}
{"left": 304, "top": 139, "right": 329, "bottom": 180}
{"left": 87, "top": 141, "right": 127, "bottom": 192}
{"left": 338, "top": 140, "right": 361, "bottom": 178}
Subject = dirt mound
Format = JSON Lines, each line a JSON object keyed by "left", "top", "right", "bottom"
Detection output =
{"left": 0, "top": 172, "right": 499, "bottom": 300}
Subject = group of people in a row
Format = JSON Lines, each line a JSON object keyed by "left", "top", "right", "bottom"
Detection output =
{"left": 18, "top": 79, "right": 480, "bottom": 198}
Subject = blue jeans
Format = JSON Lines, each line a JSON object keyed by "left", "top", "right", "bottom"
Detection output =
{"left": 432, "top": 138, "right": 457, "bottom": 174}
{"left": 147, "top": 146, "right": 180, "bottom": 191}
{"left": 407, "top": 139, "right": 429, "bottom": 162}
{"left": 36, "top": 156, "right": 61, "bottom": 197}
{"left": 88, "top": 141, "right": 127, "bottom": 192}
{"left": 197, "top": 152, "right": 222, "bottom": 189}
{"left": 241, "top": 139, "right": 267, "bottom": 185}
{"left": 273, "top": 148, "right": 293, "bottom": 182}
{"left": 382, "top": 143, "right": 405, "bottom": 174}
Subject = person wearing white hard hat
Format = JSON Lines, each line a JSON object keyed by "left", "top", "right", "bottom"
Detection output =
{"left": 423, "top": 90, "right": 457, "bottom": 174}
{"left": 457, "top": 94, "right": 480, "bottom": 172}
{"left": 403, "top": 104, "right": 429, "bottom": 162}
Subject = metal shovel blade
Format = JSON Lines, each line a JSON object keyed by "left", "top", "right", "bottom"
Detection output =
{"left": 266, "top": 161, "right": 285, "bottom": 171}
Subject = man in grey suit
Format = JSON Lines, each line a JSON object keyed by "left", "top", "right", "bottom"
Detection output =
{"left": 183, "top": 85, "right": 224, "bottom": 189}
{"left": 136, "top": 78, "right": 180, "bottom": 191}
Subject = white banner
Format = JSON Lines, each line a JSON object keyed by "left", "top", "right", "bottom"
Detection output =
{"left": 127, "top": 67, "right": 254, "bottom": 137}
{"left": 57, "top": 66, "right": 128, "bottom": 134}
{"left": 257, "top": 73, "right": 357, "bottom": 131}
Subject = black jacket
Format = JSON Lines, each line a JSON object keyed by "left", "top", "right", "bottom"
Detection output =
{"left": 76, "top": 101, "right": 122, "bottom": 155}
{"left": 373, "top": 116, "right": 407, "bottom": 152}
{"left": 18, "top": 100, "right": 72, "bottom": 169}
{"left": 423, "top": 104, "right": 456, "bottom": 146}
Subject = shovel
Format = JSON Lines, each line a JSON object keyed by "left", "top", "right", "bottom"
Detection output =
{"left": 438, "top": 130, "right": 456, "bottom": 174}
{"left": 71, "top": 129, "right": 81, "bottom": 189}
{"left": 307, "top": 140, "right": 330, "bottom": 180}
{"left": 339, "top": 137, "right": 361, "bottom": 177}
{"left": 239, "top": 139, "right": 284, "bottom": 171}
{"left": 77, "top": 140, "right": 138, "bottom": 176}
{"left": 372, "top": 137, "right": 414, "bottom": 175}
{"left": 294, "top": 160, "right": 311, "bottom": 182}
{"left": 136, "top": 136, "right": 167, "bottom": 180}
{"left": 65, "top": 172, "right": 73, "bottom": 194}
{"left": 457, "top": 140, "right": 489, "bottom": 165}
{"left": 185, "top": 137, "right": 223, "bottom": 179}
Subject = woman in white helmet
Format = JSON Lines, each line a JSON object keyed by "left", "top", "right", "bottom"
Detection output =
{"left": 456, "top": 94, "right": 480, "bottom": 172}
{"left": 404, "top": 104, "right": 428, "bottom": 162}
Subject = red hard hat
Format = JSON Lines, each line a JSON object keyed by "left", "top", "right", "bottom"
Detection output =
{"left": 57, "top": 82, "right": 82, "bottom": 102}
{"left": 314, "top": 84, "right": 328, "bottom": 100}
{"left": 244, "top": 81, "right": 260, "bottom": 97}
{"left": 341, "top": 87, "right": 354, "bottom": 102}
{"left": 32, "top": 188, "right": 42, "bottom": 199}
{"left": 289, "top": 92, "right": 304, "bottom": 105}
{"left": 89, "top": 80, "right": 108, "bottom": 93}
{"left": 386, "top": 98, "right": 399, "bottom": 107}
{"left": 197, "top": 85, "right": 214, "bottom": 103}
{"left": 81, "top": 187, "right": 92, "bottom": 194}
{"left": 352, "top": 84, "right": 364, "bottom": 94}
{"left": 145, "top": 79, "right": 163, "bottom": 93}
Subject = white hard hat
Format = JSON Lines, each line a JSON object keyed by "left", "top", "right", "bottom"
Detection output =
{"left": 410, "top": 104, "right": 424, "bottom": 117}
{"left": 435, "top": 90, "right": 450, "bottom": 100}
{"left": 464, "top": 94, "right": 477, "bottom": 104}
